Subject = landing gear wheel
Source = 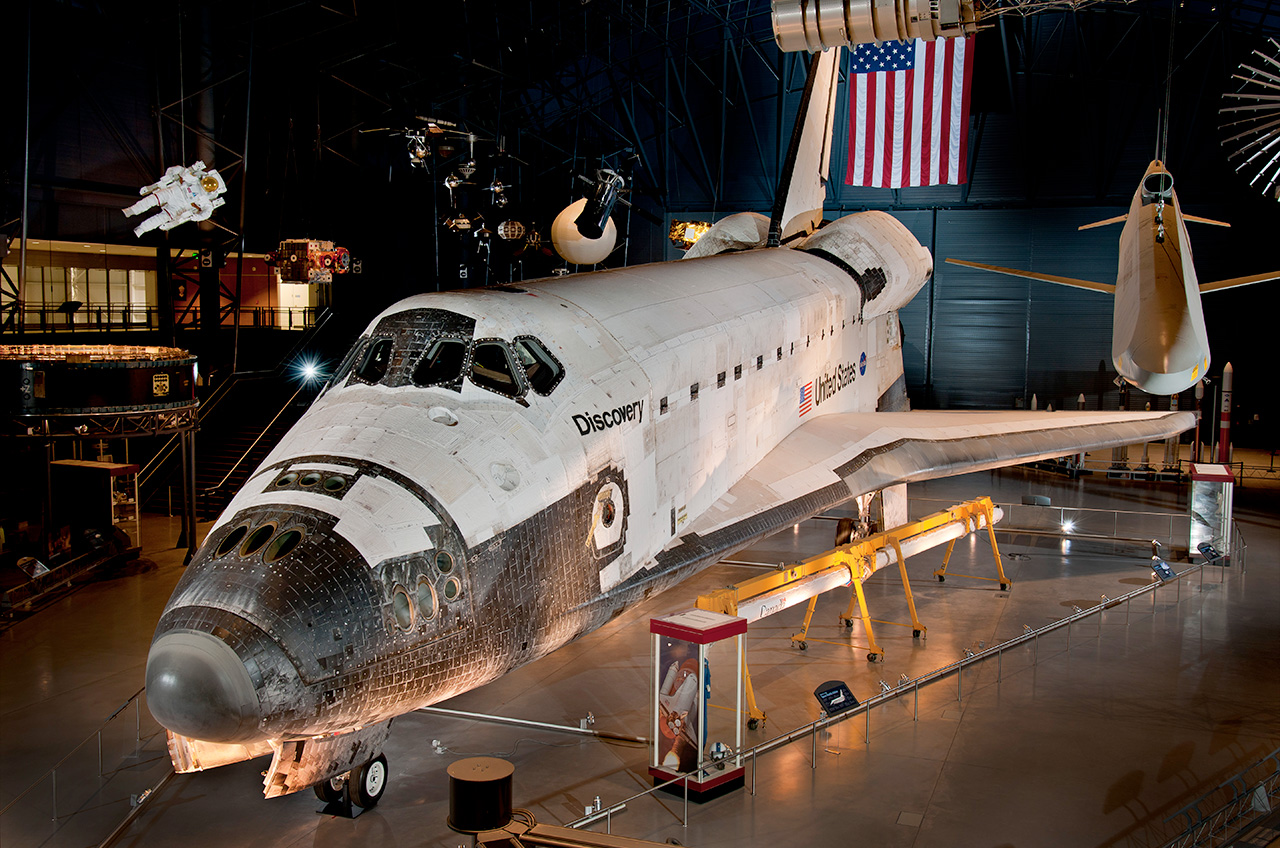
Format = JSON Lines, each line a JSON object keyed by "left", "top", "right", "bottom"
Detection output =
{"left": 314, "top": 775, "right": 345, "bottom": 804}
{"left": 912, "top": 629, "right": 921, "bottom": 638}
{"left": 349, "top": 755, "right": 388, "bottom": 808}
{"left": 867, "top": 653, "right": 879, "bottom": 663}
{"left": 747, "top": 718, "right": 759, "bottom": 731}
{"left": 842, "top": 617, "right": 854, "bottom": 629}
{"left": 937, "top": 575, "right": 945, "bottom": 582}
{"left": 797, "top": 641, "right": 808, "bottom": 651}
{"left": 1000, "top": 583, "right": 1008, "bottom": 591}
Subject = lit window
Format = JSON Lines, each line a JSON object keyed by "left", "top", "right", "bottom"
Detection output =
{"left": 469, "top": 341, "right": 524, "bottom": 398}
{"left": 512, "top": 336, "right": 564, "bottom": 395}
{"left": 412, "top": 338, "right": 467, "bottom": 387}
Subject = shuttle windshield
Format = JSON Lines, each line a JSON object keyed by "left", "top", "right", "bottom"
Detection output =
{"left": 469, "top": 341, "right": 524, "bottom": 397}
{"left": 412, "top": 338, "right": 467, "bottom": 387}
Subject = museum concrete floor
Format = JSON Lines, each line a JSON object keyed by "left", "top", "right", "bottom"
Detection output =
{"left": 3, "top": 457, "right": 1279, "bottom": 848}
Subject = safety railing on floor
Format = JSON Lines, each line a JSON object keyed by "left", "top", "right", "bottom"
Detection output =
{"left": 0, "top": 689, "right": 171, "bottom": 848}
{"left": 568, "top": 557, "right": 1232, "bottom": 836}
{"left": 1160, "top": 746, "right": 1280, "bottom": 848}
{"left": 913, "top": 498, "right": 1190, "bottom": 552}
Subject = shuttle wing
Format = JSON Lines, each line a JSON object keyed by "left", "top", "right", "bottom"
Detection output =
{"left": 661, "top": 410, "right": 1192, "bottom": 569}
{"left": 945, "top": 258, "right": 1116, "bottom": 294}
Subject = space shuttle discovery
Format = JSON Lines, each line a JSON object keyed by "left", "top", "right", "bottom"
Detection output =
{"left": 145, "top": 48, "right": 1193, "bottom": 805}
{"left": 948, "top": 160, "right": 1279, "bottom": 396}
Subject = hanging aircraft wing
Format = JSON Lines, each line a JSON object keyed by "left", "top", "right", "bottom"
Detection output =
{"left": 945, "top": 258, "right": 1116, "bottom": 294}
{"left": 1199, "top": 270, "right": 1280, "bottom": 292}
{"left": 657, "top": 409, "right": 1192, "bottom": 571}
{"left": 1077, "top": 214, "right": 1128, "bottom": 231}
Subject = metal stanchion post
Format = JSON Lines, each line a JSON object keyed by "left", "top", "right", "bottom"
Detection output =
{"left": 914, "top": 682, "right": 919, "bottom": 721}
{"left": 997, "top": 648, "right": 1002, "bottom": 682}
{"left": 865, "top": 706, "right": 869, "bottom": 746}
{"left": 812, "top": 724, "right": 818, "bottom": 767}
{"left": 683, "top": 777, "right": 688, "bottom": 827}
{"left": 98, "top": 731, "right": 103, "bottom": 776}
{"left": 52, "top": 769, "right": 57, "bottom": 821}
{"left": 750, "top": 751, "right": 756, "bottom": 795}
{"left": 958, "top": 665, "right": 963, "bottom": 704}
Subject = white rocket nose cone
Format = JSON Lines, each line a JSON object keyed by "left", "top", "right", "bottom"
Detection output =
{"left": 146, "top": 631, "right": 261, "bottom": 743}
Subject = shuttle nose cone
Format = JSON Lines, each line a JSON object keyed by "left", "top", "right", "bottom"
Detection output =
{"left": 146, "top": 631, "right": 261, "bottom": 743}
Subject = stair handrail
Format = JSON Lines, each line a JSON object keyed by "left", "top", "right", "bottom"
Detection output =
{"left": 201, "top": 383, "right": 305, "bottom": 500}
{"left": 136, "top": 370, "right": 239, "bottom": 494}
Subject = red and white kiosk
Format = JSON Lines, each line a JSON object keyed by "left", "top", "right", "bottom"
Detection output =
{"left": 649, "top": 609, "right": 746, "bottom": 801}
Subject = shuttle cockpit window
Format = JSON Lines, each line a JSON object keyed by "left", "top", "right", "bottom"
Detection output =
{"left": 328, "top": 337, "right": 367, "bottom": 387}
{"left": 412, "top": 338, "right": 468, "bottom": 388}
{"left": 356, "top": 338, "right": 394, "bottom": 384}
{"left": 469, "top": 340, "right": 525, "bottom": 398}
{"left": 512, "top": 336, "right": 564, "bottom": 395}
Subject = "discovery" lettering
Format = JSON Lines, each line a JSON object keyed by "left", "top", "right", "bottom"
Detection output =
{"left": 573, "top": 399, "right": 644, "bottom": 436}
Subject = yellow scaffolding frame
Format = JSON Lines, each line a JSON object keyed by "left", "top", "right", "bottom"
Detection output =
{"left": 696, "top": 496, "right": 1008, "bottom": 729}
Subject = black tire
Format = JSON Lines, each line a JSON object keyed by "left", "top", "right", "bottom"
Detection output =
{"left": 867, "top": 653, "right": 877, "bottom": 663}
{"left": 798, "top": 641, "right": 807, "bottom": 651}
{"left": 1000, "top": 583, "right": 1009, "bottom": 591}
{"left": 747, "top": 718, "right": 759, "bottom": 730}
{"left": 349, "top": 755, "right": 388, "bottom": 808}
{"left": 843, "top": 618, "right": 854, "bottom": 629}
{"left": 912, "top": 629, "right": 921, "bottom": 638}
{"left": 314, "top": 775, "right": 345, "bottom": 803}
{"left": 937, "top": 575, "right": 945, "bottom": 582}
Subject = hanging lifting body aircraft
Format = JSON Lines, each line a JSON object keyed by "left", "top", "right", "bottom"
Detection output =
{"left": 145, "top": 47, "right": 1194, "bottom": 807}
{"left": 948, "top": 160, "right": 1279, "bottom": 396}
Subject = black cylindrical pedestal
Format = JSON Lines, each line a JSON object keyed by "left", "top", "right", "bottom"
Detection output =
{"left": 446, "top": 756, "right": 514, "bottom": 834}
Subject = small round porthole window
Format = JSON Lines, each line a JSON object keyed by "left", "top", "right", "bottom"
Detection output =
{"left": 264, "top": 528, "right": 304, "bottom": 564}
{"left": 300, "top": 472, "right": 323, "bottom": 487}
{"left": 216, "top": 525, "right": 248, "bottom": 557}
{"left": 392, "top": 585, "right": 413, "bottom": 630}
{"left": 241, "top": 523, "right": 275, "bottom": 557}
{"left": 416, "top": 579, "right": 437, "bottom": 621}
{"left": 323, "top": 475, "right": 347, "bottom": 492}
{"left": 274, "top": 472, "right": 298, "bottom": 488}
{"left": 435, "top": 551, "right": 454, "bottom": 574}
{"left": 443, "top": 576, "right": 462, "bottom": 602}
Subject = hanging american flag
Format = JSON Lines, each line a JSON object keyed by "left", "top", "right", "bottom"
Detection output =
{"left": 799, "top": 381, "right": 813, "bottom": 416}
{"left": 845, "top": 37, "right": 974, "bottom": 189}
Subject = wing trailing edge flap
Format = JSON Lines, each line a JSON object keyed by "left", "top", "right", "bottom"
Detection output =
{"left": 667, "top": 410, "right": 1194, "bottom": 569}
{"left": 944, "top": 258, "right": 1116, "bottom": 294}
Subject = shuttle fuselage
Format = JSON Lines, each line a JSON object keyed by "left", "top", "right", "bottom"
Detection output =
{"left": 146, "top": 212, "right": 930, "bottom": 760}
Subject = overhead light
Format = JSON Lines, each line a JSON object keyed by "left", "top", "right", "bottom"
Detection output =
{"left": 1061, "top": 520, "right": 1075, "bottom": 534}
{"left": 669, "top": 220, "right": 712, "bottom": 250}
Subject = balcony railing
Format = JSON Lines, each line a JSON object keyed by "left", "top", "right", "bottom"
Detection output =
{"left": 5, "top": 304, "right": 320, "bottom": 332}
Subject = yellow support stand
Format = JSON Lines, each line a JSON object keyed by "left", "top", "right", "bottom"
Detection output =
{"left": 932, "top": 499, "right": 1010, "bottom": 590}
{"left": 697, "top": 495, "right": 1007, "bottom": 727}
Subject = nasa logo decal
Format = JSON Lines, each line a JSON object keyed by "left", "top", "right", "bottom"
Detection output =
{"left": 859, "top": 352, "right": 867, "bottom": 376}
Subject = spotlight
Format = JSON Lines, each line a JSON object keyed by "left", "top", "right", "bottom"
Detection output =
{"left": 297, "top": 358, "right": 323, "bottom": 384}
{"left": 574, "top": 169, "right": 625, "bottom": 240}
{"left": 1061, "top": 520, "right": 1075, "bottom": 534}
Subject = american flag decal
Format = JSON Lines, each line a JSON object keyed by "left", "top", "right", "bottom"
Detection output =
{"left": 799, "top": 381, "right": 814, "bottom": 416}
